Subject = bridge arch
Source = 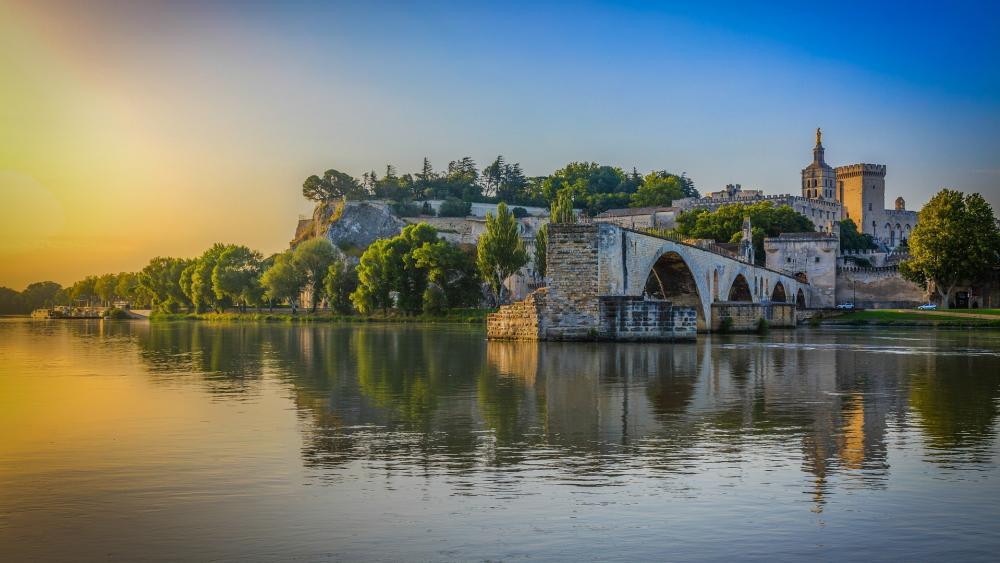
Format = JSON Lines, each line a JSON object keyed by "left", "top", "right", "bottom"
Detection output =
{"left": 795, "top": 288, "right": 806, "bottom": 309}
{"left": 643, "top": 250, "right": 707, "bottom": 330}
{"left": 772, "top": 281, "right": 787, "bottom": 303}
{"left": 728, "top": 274, "right": 753, "bottom": 302}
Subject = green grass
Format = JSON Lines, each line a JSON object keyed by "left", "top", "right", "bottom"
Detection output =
{"left": 149, "top": 308, "right": 494, "bottom": 324}
{"left": 823, "top": 309, "right": 1000, "bottom": 328}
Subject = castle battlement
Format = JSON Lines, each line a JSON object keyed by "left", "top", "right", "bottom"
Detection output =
{"left": 834, "top": 163, "right": 886, "bottom": 178}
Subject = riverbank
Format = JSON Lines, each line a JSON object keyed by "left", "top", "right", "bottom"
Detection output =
{"left": 820, "top": 309, "right": 1000, "bottom": 328}
{"left": 149, "top": 308, "right": 493, "bottom": 324}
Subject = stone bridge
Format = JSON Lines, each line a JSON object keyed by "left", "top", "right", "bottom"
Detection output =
{"left": 488, "top": 223, "right": 809, "bottom": 340}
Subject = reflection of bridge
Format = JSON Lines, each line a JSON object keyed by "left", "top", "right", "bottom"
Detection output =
{"left": 489, "top": 223, "right": 809, "bottom": 339}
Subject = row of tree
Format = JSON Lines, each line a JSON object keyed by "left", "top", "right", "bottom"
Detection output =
{"left": 4, "top": 203, "right": 540, "bottom": 316}
{"left": 303, "top": 157, "right": 698, "bottom": 216}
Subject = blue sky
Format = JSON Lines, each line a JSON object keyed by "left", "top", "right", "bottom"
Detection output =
{"left": 2, "top": 0, "right": 999, "bottom": 286}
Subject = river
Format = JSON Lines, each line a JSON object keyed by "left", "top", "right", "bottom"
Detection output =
{"left": 1, "top": 319, "right": 999, "bottom": 561}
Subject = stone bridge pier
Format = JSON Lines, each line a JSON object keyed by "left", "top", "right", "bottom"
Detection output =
{"left": 487, "top": 223, "right": 810, "bottom": 340}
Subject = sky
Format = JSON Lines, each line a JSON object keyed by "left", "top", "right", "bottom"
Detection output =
{"left": 2, "top": 0, "right": 998, "bottom": 289}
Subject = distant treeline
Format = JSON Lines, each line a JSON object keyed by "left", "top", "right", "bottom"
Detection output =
{"left": 302, "top": 156, "right": 698, "bottom": 216}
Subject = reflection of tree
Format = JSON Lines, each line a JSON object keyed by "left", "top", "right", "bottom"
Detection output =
{"left": 910, "top": 355, "right": 1000, "bottom": 455}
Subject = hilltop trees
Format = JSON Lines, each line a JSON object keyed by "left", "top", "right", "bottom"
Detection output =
{"left": 674, "top": 201, "right": 814, "bottom": 266}
{"left": 630, "top": 171, "right": 695, "bottom": 208}
{"left": 299, "top": 157, "right": 696, "bottom": 216}
{"left": 303, "top": 168, "right": 363, "bottom": 202}
{"left": 900, "top": 189, "right": 1000, "bottom": 308}
{"left": 477, "top": 203, "right": 529, "bottom": 305}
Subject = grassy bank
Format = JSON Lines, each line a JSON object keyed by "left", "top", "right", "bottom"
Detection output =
{"left": 821, "top": 309, "right": 1000, "bottom": 328}
{"left": 149, "top": 308, "right": 494, "bottom": 324}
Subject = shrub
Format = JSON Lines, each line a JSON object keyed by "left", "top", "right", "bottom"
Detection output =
{"left": 718, "top": 317, "right": 734, "bottom": 333}
{"left": 439, "top": 197, "right": 471, "bottom": 217}
{"left": 512, "top": 206, "right": 529, "bottom": 218}
{"left": 421, "top": 202, "right": 436, "bottom": 216}
{"left": 756, "top": 317, "right": 769, "bottom": 334}
{"left": 391, "top": 201, "right": 421, "bottom": 217}
{"left": 106, "top": 308, "right": 130, "bottom": 320}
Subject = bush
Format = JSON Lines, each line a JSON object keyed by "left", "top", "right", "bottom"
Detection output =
{"left": 438, "top": 197, "right": 471, "bottom": 217}
{"left": 106, "top": 308, "right": 130, "bottom": 319}
{"left": 422, "top": 285, "right": 446, "bottom": 315}
{"left": 421, "top": 202, "right": 436, "bottom": 216}
{"left": 391, "top": 201, "right": 421, "bottom": 217}
{"left": 756, "top": 317, "right": 769, "bottom": 334}
{"left": 512, "top": 206, "right": 529, "bottom": 218}
{"left": 718, "top": 317, "right": 733, "bottom": 333}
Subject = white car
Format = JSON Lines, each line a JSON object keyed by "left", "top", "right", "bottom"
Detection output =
{"left": 835, "top": 303, "right": 854, "bottom": 310}
{"left": 916, "top": 303, "right": 938, "bottom": 310}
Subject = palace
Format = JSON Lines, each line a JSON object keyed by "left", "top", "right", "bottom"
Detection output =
{"left": 668, "top": 129, "right": 918, "bottom": 249}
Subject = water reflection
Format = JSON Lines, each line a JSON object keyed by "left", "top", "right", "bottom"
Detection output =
{"left": 125, "top": 322, "right": 1000, "bottom": 507}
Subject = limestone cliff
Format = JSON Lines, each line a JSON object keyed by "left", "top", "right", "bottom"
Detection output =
{"left": 293, "top": 200, "right": 406, "bottom": 251}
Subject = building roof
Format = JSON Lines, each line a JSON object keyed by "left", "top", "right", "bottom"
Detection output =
{"left": 595, "top": 206, "right": 676, "bottom": 218}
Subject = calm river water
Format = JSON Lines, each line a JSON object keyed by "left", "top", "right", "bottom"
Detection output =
{"left": 2, "top": 319, "right": 999, "bottom": 561}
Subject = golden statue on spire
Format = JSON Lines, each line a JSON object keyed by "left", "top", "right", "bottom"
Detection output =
{"left": 816, "top": 127, "right": 822, "bottom": 145}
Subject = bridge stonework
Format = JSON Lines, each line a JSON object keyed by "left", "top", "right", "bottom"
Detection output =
{"left": 487, "top": 223, "right": 810, "bottom": 340}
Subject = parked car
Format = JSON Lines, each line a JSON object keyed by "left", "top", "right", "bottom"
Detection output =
{"left": 835, "top": 303, "right": 854, "bottom": 310}
{"left": 916, "top": 303, "right": 938, "bottom": 310}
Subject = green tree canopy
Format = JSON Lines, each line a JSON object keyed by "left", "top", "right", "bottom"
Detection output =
{"left": 351, "top": 223, "right": 440, "bottom": 314}
{"left": 838, "top": 218, "right": 878, "bottom": 252}
{"left": 323, "top": 258, "right": 358, "bottom": 315}
{"left": 412, "top": 241, "right": 482, "bottom": 312}
{"left": 212, "top": 245, "right": 263, "bottom": 312}
{"left": 303, "top": 168, "right": 363, "bottom": 202}
{"left": 629, "top": 171, "right": 691, "bottom": 208}
{"left": 140, "top": 257, "right": 190, "bottom": 312}
{"left": 900, "top": 189, "right": 1000, "bottom": 308}
{"left": 261, "top": 251, "right": 306, "bottom": 310}
{"left": 674, "top": 201, "right": 814, "bottom": 266}
{"left": 477, "top": 203, "right": 529, "bottom": 304}
{"left": 292, "top": 238, "right": 340, "bottom": 312}
{"left": 534, "top": 224, "right": 548, "bottom": 279}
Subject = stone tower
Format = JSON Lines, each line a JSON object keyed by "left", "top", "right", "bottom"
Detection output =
{"left": 801, "top": 128, "right": 836, "bottom": 200}
{"left": 834, "top": 163, "right": 886, "bottom": 237}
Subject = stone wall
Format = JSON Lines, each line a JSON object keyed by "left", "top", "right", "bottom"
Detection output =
{"left": 836, "top": 268, "right": 925, "bottom": 308}
{"left": 764, "top": 234, "right": 838, "bottom": 308}
{"left": 486, "top": 289, "right": 547, "bottom": 340}
{"left": 598, "top": 297, "right": 696, "bottom": 341}
{"left": 711, "top": 302, "right": 797, "bottom": 331}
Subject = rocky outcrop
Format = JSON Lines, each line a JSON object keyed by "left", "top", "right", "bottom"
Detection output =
{"left": 294, "top": 200, "right": 407, "bottom": 250}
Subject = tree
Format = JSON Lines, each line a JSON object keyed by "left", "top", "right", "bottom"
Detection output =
{"left": 534, "top": 224, "right": 548, "bottom": 279}
{"left": 140, "top": 257, "right": 190, "bottom": 312}
{"left": 0, "top": 287, "right": 22, "bottom": 314}
{"left": 261, "top": 251, "right": 306, "bottom": 311}
{"left": 900, "top": 189, "right": 1000, "bottom": 308}
{"left": 550, "top": 189, "right": 577, "bottom": 224}
{"left": 187, "top": 244, "right": 229, "bottom": 313}
{"left": 838, "top": 218, "right": 877, "bottom": 252}
{"left": 20, "top": 281, "right": 62, "bottom": 311}
{"left": 438, "top": 197, "right": 471, "bottom": 217}
{"left": 351, "top": 238, "right": 396, "bottom": 314}
{"left": 323, "top": 258, "right": 358, "bottom": 314}
{"left": 94, "top": 273, "right": 118, "bottom": 306}
{"left": 212, "top": 245, "right": 263, "bottom": 312}
{"left": 350, "top": 223, "right": 441, "bottom": 315}
{"left": 674, "top": 201, "right": 814, "bottom": 266}
{"left": 412, "top": 241, "right": 482, "bottom": 311}
{"left": 477, "top": 203, "right": 529, "bottom": 305}
{"left": 629, "top": 171, "right": 687, "bottom": 208}
{"left": 302, "top": 169, "right": 362, "bottom": 202}
{"left": 292, "top": 238, "right": 340, "bottom": 312}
